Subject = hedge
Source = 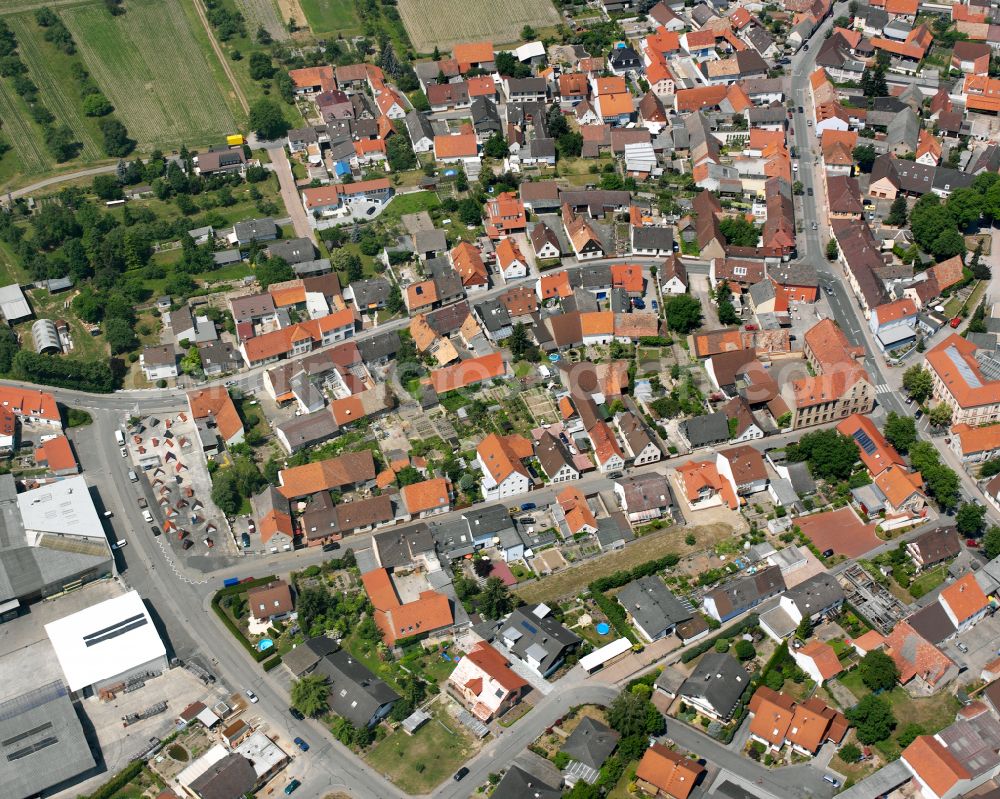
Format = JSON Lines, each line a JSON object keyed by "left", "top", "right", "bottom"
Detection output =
{"left": 262, "top": 655, "right": 283, "bottom": 671}
{"left": 211, "top": 575, "right": 278, "bottom": 663}
{"left": 680, "top": 614, "right": 759, "bottom": 663}
{"left": 82, "top": 759, "right": 145, "bottom": 799}
{"left": 591, "top": 553, "right": 680, "bottom": 593}
{"left": 590, "top": 590, "right": 636, "bottom": 643}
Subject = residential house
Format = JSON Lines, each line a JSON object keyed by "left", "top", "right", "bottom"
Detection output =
{"left": 617, "top": 576, "right": 691, "bottom": 642}
{"left": 679, "top": 652, "right": 751, "bottom": 721}
{"left": 634, "top": 744, "right": 705, "bottom": 799}
{"left": 747, "top": 688, "right": 848, "bottom": 754}
{"left": 141, "top": 345, "right": 177, "bottom": 381}
{"left": 791, "top": 642, "right": 845, "bottom": 684}
{"left": 493, "top": 604, "right": 580, "bottom": 677}
{"left": 361, "top": 568, "right": 453, "bottom": 645}
{"left": 484, "top": 192, "right": 526, "bottom": 240}
{"left": 616, "top": 412, "right": 661, "bottom": 465}
{"left": 476, "top": 433, "right": 532, "bottom": 500}
{"left": 950, "top": 423, "right": 1000, "bottom": 463}
{"left": 614, "top": 472, "right": 672, "bottom": 525}
{"left": 660, "top": 255, "right": 688, "bottom": 295}
{"left": 246, "top": 580, "right": 294, "bottom": 624}
{"left": 715, "top": 445, "right": 768, "bottom": 499}
{"left": 702, "top": 565, "right": 786, "bottom": 622}
{"left": 926, "top": 334, "right": 1000, "bottom": 426}
{"left": 938, "top": 573, "right": 990, "bottom": 634}
{"left": 534, "top": 432, "right": 579, "bottom": 484}
{"left": 251, "top": 486, "right": 294, "bottom": 552}
{"left": 907, "top": 526, "right": 961, "bottom": 571}
{"left": 400, "top": 477, "right": 451, "bottom": 519}
{"left": 530, "top": 223, "right": 562, "bottom": 260}
{"left": 495, "top": 237, "right": 528, "bottom": 280}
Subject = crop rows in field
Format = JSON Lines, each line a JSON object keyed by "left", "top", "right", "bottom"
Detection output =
{"left": 63, "top": 0, "right": 237, "bottom": 150}
{"left": 0, "top": 78, "right": 47, "bottom": 173}
{"left": 235, "top": 0, "right": 288, "bottom": 41}
{"left": 398, "top": 0, "right": 560, "bottom": 51}
{"left": 8, "top": 16, "right": 102, "bottom": 161}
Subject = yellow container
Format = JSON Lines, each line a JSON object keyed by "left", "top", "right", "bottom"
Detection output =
{"left": 226, "top": 134, "right": 245, "bottom": 146}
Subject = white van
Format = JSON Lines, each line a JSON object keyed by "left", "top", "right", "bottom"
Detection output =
{"left": 114, "top": 429, "right": 125, "bottom": 447}
{"left": 128, "top": 470, "right": 138, "bottom": 482}
{"left": 113, "top": 539, "right": 127, "bottom": 549}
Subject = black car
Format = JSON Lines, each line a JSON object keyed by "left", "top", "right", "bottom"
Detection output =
{"left": 322, "top": 542, "right": 340, "bottom": 552}
{"left": 241, "top": 532, "right": 250, "bottom": 549}
{"left": 289, "top": 707, "right": 305, "bottom": 720}
{"left": 807, "top": 187, "right": 813, "bottom": 196}
{"left": 797, "top": 106, "right": 804, "bottom": 114}
{"left": 150, "top": 526, "right": 161, "bottom": 537}
{"left": 453, "top": 768, "right": 470, "bottom": 782}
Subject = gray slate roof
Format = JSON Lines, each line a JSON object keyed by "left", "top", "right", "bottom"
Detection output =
{"left": 679, "top": 651, "right": 750, "bottom": 718}
{"left": 617, "top": 575, "right": 691, "bottom": 637}
{"left": 561, "top": 717, "right": 620, "bottom": 770}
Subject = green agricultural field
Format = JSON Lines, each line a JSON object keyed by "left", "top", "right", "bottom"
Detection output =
{"left": 7, "top": 15, "right": 105, "bottom": 161}
{"left": 63, "top": 0, "right": 240, "bottom": 150}
{"left": 298, "top": 0, "right": 362, "bottom": 36}
{"left": 0, "top": 77, "right": 49, "bottom": 181}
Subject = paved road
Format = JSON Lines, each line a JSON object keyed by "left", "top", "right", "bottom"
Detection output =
{"left": 4, "top": 164, "right": 118, "bottom": 200}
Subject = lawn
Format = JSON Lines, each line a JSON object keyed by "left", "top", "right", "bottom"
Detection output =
{"left": 298, "top": 0, "right": 363, "bottom": 36}
{"left": 63, "top": 0, "right": 240, "bottom": 150}
{"left": 381, "top": 190, "right": 441, "bottom": 225}
{"left": 837, "top": 668, "right": 961, "bottom": 759}
{"left": 398, "top": 0, "right": 560, "bottom": 51}
{"left": 515, "top": 522, "right": 735, "bottom": 604}
{"left": 908, "top": 565, "right": 947, "bottom": 600}
{"left": 365, "top": 701, "right": 478, "bottom": 793}
{"left": 607, "top": 761, "right": 639, "bottom": 799}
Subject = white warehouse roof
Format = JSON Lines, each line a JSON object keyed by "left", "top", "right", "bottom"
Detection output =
{"left": 44, "top": 590, "right": 166, "bottom": 692}
{"left": 17, "top": 476, "right": 106, "bottom": 542}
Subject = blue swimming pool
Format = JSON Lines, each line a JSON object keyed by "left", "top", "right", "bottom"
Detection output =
{"left": 257, "top": 638, "right": 274, "bottom": 652}
{"left": 596, "top": 622, "right": 611, "bottom": 635}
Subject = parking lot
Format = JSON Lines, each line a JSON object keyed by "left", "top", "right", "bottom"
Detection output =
{"left": 948, "top": 609, "right": 1000, "bottom": 676}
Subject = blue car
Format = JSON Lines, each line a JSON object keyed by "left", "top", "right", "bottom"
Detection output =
{"left": 520, "top": 502, "right": 536, "bottom": 511}
{"left": 632, "top": 298, "right": 646, "bottom": 309}
{"left": 651, "top": 300, "right": 659, "bottom": 312}
{"left": 293, "top": 737, "right": 309, "bottom": 752}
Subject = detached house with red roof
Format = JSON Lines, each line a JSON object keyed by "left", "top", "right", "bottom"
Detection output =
{"left": 400, "top": 477, "right": 451, "bottom": 519}
{"left": 361, "top": 567, "right": 453, "bottom": 645}
{"left": 187, "top": 386, "right": 245, "bottom": 453}
{"left": 476, "top": 433, "right": 532, "bottom": 500}
{"left": 484, "top": 192, "right": 526, "bottom": 240}
{"left": 939, "top": 573, "right": 990, "bottom": 634}
{"left": 251, "top": 486, "right": 294, "bottom": 552}
{"left": 448, "top": 641, "right": 528, "bottom": 721}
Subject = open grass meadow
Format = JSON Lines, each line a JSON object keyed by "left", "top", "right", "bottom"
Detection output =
{"left": 397, "top": 0, "right": 560, "bottom": 51}
{"left": 298, "top": 0, "right": 363, "bottom": 36}
{"left": 63, "top": 0, "right": 240, "bottom": 151}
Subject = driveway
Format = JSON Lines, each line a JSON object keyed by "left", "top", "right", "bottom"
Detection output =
{"left": 269, "top": 147, "right": 314, "bottom": 242}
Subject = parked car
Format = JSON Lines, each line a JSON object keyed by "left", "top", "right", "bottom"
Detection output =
{"left": 631, "top": 297, "right": 645, "bottom": 309}
{"left": 138, "top": 496, "right": 148, "bottom": 509}
{"left": 967, "top": 539, "right": 980, "bottom": 548}
{"left": 807, "top": 187, "right": 813, "bottom": 196}
{"left": 241, "top": 532, "right": 250, "bottom": 548}
{"left": 823, "top": 775, "right": 840, "bottom": 788}
{"left": 454, "top": 768, "right": 470, "bottom": 782}
{"left": 651, "top": 300, "right": 658, "bottom": 312}
{"left": 128, "top": 470, "right": 138, "bottom": 482}
{"left": 744, "top": 324, "right": 758, "bottom": 331}
{"left": 322, "top": 542, "right": 340, "bottom": 552}
{"left": 950, "top": 317, "right": 962, "bottom": 328}
{"left": 520, "top": 502, "right": 536, "bottom": 511}
{"left": 284, "top": 780, "right": 301, "bottom": 795}
{"left": 150, "top": 526, "right": 161, "bottom": 537}
{"left": 120, "top": 447, "right": 128, "bottom": 458}
{"left": 142, "top": 509, "right": 153, "bottom": 523}
{"left": 294, "top": 737, "right": 309, "bottom": 752}
{"left": 181, "top": 539, "right": 194, "bottom": 550}
{"left": 246, "top": 690, "right": 258, "bottom": 703}
{"left": 957, "top": 642, "right": 969, "bottom": 653}
{"left": 203, "top": 537, "right": 214, "bottom": 548}
{"left": 112, "top": 539, "right": 127, "bottom": 550}
{"left": 289, "top": 707, "right": 305, "bottom": 720}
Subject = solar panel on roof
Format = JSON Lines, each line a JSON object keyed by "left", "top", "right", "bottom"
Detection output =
{"left": 520, "top": 620, "right": 538, "bottom": 635}
{"left": 852, "top": 430, "right": 877, "bottom": 455}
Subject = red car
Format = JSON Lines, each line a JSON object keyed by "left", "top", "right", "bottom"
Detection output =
{"left": 967, "top": 539, "right": 980, "bottom": 548}
{"left": 951, "top": 317, "right": 962, "bottom": 328}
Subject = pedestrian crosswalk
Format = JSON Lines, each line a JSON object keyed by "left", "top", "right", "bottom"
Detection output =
{"left": 875, "top": 384, "right": 892, "bottom": 394}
